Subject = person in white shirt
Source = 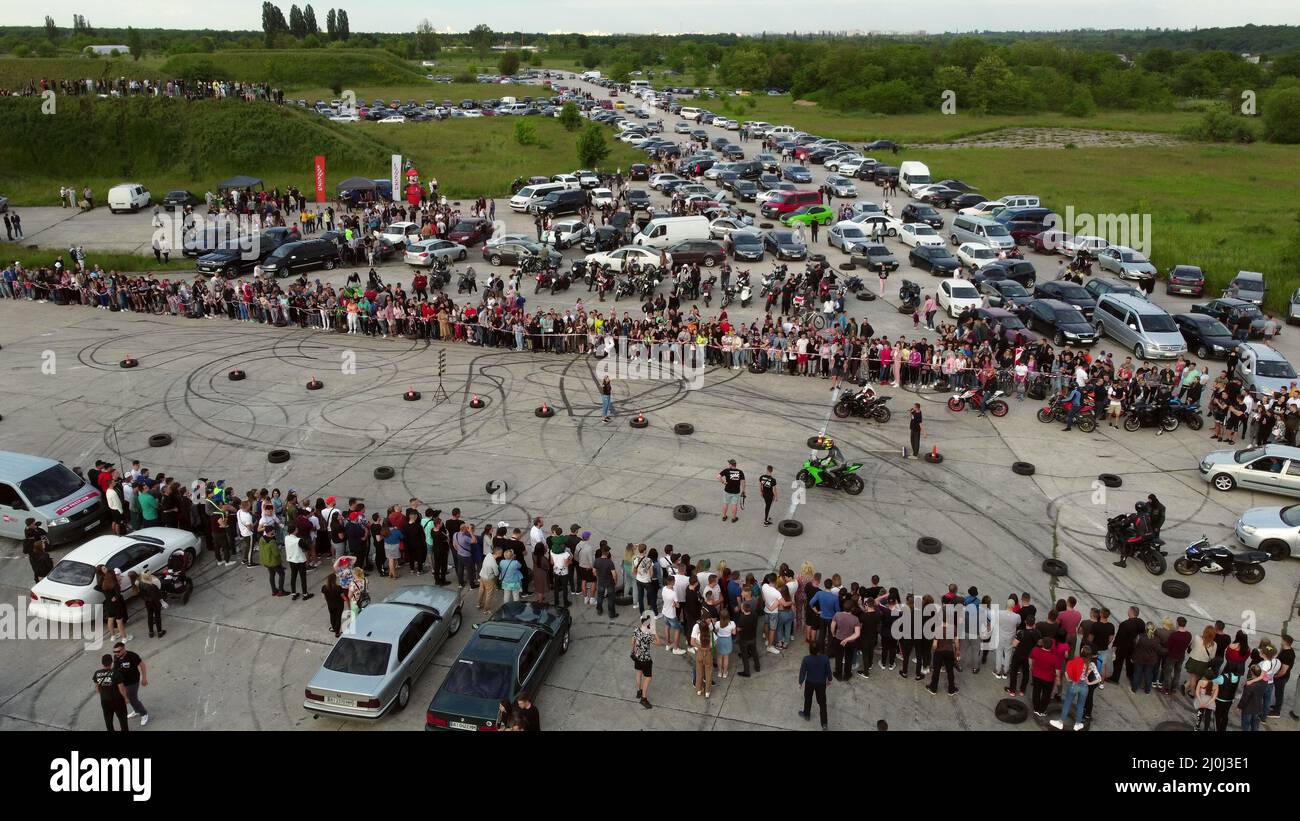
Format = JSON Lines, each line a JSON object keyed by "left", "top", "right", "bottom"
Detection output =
{"left": 528, "top": 518, "right": 546, "bottom": 552}
{"left": 236, "top": 500, "right": 256, "bottom": 566}
{"left": 761, "top": 576, "right": 783, "bottom": 653}
{"left": 993, "top": 596, "right": 1022, "bottom": 679}
{"left": 662, "top": 583, "right": 684, "bottom": 654}
{"left": 284, "top": 532, "right": 312, "bottom": 600}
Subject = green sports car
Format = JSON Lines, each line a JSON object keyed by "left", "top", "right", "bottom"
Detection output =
{"left": 780, "top": 204, "right": 836, "bottom": 227}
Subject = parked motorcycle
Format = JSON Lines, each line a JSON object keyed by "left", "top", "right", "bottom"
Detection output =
{"left": 1123, "top": 400, "right": 1179, "bottom": 433}
{"left": 1036, "top": 394, "right": 1098, "bottom": 433}
{"left": 947, "top": 388, "right": 1009, "bottom": 417}
{"left": 457, "top": 269, "right": 476, "bottom": 294}
{"left": 702, "top": 275, "right": 717, "bottom": 307}
{"left": 614, "top": 275, "right": 636, "bottom": 302}
{"left": 549, "top": 270, "right": 572, "bottom": 295}
{"left": 1167, "top": 397, "right": 1204, "bottom": 431}
{"left": 738, "top": 272, "right": 753, "bottom": 307}
{"left": 1173, "top": 537, "right": 1269, "bottom": 585}
{"left": 796, "top": 455, "right": 865, "bottom": 495}
{"left": 833, "top": 390, "right": 892, "bottom": 423}
{"left": 1104, "top": 514, "right": 1167, "bottom": 575}
{"left": 899, "top": 279, "right": 921, "bottom": 313}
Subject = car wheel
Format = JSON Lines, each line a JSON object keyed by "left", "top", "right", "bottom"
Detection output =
{"left": 1259, "top": 539, "right": 1291, "bottom": 560}
{"left": 1054, "top": 332, "right": 1066, "bottom": 346}
{"left": 446, "top": 608, "right": 463, "bottom": 635}
{"left": 491, "top": 254, "right": 502, "bottom": 265}
{"left": 394, "top": 679, "right": 411, "bottom": 712}
{"left": 703, "top": 256, "right": 716, "bottom": 267}
{"left": 1196, "top": 344, "right": 1210, "bottom": 359}
{"left": 458, "top": 250, "right": 467, "bottom": 261}
{"left": 1211, "top": 473, "right": 1236, "bottom": 492}
{"left": 323, "top": 258, "right": 336, "bottom": 270}
{"left": 1135, "top": 343, "right": 1146, "bottom": 360}
{"left": 560, "top": 629, "right": 571, "bottom": 654}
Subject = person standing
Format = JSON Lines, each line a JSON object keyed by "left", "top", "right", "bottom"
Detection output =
{"left": 499, "top": 549, "right": 524, "bottom": 604}
{"left": 691, "top": 614, "right": 716, "bottom": 698}
{"left": 1109, "top": 606, "right": 1145, "bottom": 686}
{"left": 830, "top": 605, "right": 861, "bottom": 681}
{"left": 259, "top": 526, "right": 287, "bottom": 597}
{"left": 93, "top": 654, "right": 130, "bottom": 732}
{"left": 1271, "top": 634, "right": 1293, "bottom": 719}
{"left": 630, "top": 612, "right": 660, "bottom": 709}
{"left": 285, "top": 530, "right": 312, "bottom": 601}
{"left": 735, "top": 601, "right": 762, "bottom": 676}
{"left": 1051, "top": 647, "right": 1092, "bottom": 731}
{"left": 798, "top": 641, "right": 833, "bottom": 729}
{"left": 1238, "top": 664, "right": 1268, "bottom": 731}
{"left": 593, "top": 544, "right": 619, "bottom": 618}
{"left": 133, "top": 572, "right": 165, "bottom": 638}
{"left": 718, "top": 459, "right": 745, "bottom": 523}
{"left": 322, "top": 574, "right": 345, "bottom": 637}
{"left": 111, "top": 641, "right": 150, "bottom": 726}
{"left": 759, "top": 465, "right": 777, "bottom": 527}
{"left": 909, "top": 403, "right": 924, "bottom": 458}
{"left": 927, "top": 614, "right": 960, "bottom": 696}
{"left": 599, "top": 375, "right": 614, "bottom": 423}
{"left": 1029, "top": 637, "right": 1060, "bottom": 717}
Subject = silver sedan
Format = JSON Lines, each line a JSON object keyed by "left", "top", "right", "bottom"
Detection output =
{"left": 1234, "top": 504, "right": 1300, "bottom": 559}
{"left": 304, "top": 585, "right": 463, "bottom": 719}
{"left": 404, "top": 238, "right": 468, "bottom": 267}
{"left": 1200, "top": 444, "right": 1300, "bottom": 498}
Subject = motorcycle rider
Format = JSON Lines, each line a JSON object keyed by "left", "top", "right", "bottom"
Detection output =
{"left": 813, "top": 438, "right": 849, "bottom": 485}
{"left": 1062, "top": 383, "right": 1083, "bottom": 431}
{"left": 1114, "top": 502, "right": 1153, "bottom": 568}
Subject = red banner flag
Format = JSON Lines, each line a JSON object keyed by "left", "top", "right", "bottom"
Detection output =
{"left": 313, "top": 155, "right": 326, "bottom": 203}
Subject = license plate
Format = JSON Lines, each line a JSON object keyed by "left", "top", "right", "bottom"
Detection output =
{"left": 449, "top": 720, "right": 477, "bottom": 731}
{"left": 40, "top": 597, "right": 61, "bottom": 605}
{"left": 324, "top": 695, "right": 354, "bottom": 707}
{"left": 85, "top": 521, "right": 100, "bottom": 531}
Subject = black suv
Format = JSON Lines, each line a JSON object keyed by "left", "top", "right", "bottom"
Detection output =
{"left": 972, "top": 259, "right": 1037, "bottom": 288}
{"left": 531, "top": 189, "right": 587, "bottom": 217}
{"left": 901, "top": 203, "right": 944, "bottom": 229}
{"left": 195, "top": 228, "right": 293, "bottom": 277}
{"left": 260, "top": 239, "right": 342, "bottom": 278}
{"left": 624, "top": 189, "right": 651, "bottom": 210}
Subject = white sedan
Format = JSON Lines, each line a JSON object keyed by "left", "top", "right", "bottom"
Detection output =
{"left": 899, "top": 222, "right": 946, "bottom": 248}
{"left": 958, "top": 201, "right": 1005, "bottom": 218}
{"left": 378, "top": 221, "right": 423, "bottom": 248}
{"left": 29, "top": 528, "right": 201, "bottom": 623}
{"left": 827, "top": 221, "right": 874, "bottom": 252}
{"left": 957, "top": 242, "right": 998, "bottom": 270}
{"left": 377, "top": 114, "right": 407, "bottom": 124}
{"left": 590, "top": 188, "right": 616, "bottom": 208}
{"left": 937, "top": 278, "right": 983, "bottom": 318}
{"left": 585, "top": 245, "right": 663, "bottom": 272}
{"left": 404, "top": 238, "right": 468, "bottom": 267}
{"left": 709, "top": 217, "right": 750, "bottom": 240}
{"left": 649, "top": 173, "right": 684, "bottom": 191}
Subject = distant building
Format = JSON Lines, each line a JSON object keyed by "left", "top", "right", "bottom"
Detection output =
{"left": 85, "top": 45, "right": 130, "bottom": 56}
{"left": 1241, "top": 53, "right": 1261, "bottom": 64}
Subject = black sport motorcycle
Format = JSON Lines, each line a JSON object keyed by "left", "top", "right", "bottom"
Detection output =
{"left": 833, "top": 391, "right": 892, "bottom": 423}
{"left": 1173, "top": 537, "right": 1269, "bottom": 585}
{"left": 1105, "top": 514, "right": 1167, "bottom": 575}
{"left": 1123, "top": 400, "right": 1180, "bottom": 433}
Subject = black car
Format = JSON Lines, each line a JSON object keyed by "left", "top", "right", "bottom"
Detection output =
{"left": 732, "top": 179, "right": 759, "bottom": 201}
{"left": 757, "top": 174, "right": 784, "bottom": 191}
{"left": 974, "top": 259, "right": 1037, "bottom": 288}
{"left": 161, "top": 190, "right": 201, "bottom": 211}
{"left": 195, "top": 229, "right": 292, "bottom": 276}
{"left": 1173, "top": 313, "right": 1241, "bottom": 359}
{"left": 710, "top": 136, "right": 730, "bottom": 151}
{"left": 261, "top": 238, "right": 342, "bottom": 278}
{"left": 665, "top": 239, "right": 726, "bottom": 267}
{"left": 715, "top": 171, "right": 740, "bottom": 190}
{"left": 900, "top": 203, "right": 944, "bottom": 229}
{"left": 764, "top": 228, "right": 807, "bottom": 260}
{"left": 863, "top": 139, "right": 901, "bottom": 151}
{"left": 919, "top": 186, "right": 964, "bottom": 208}
{"left": 1033, "top": 281, "right": 1095, "bottom": 319}
{"left": 581, "top": 226, "right": 624, "bottom": 253}
{"left": 1083, "top": 277, "right": 1144, "bottom": 303}
{"left": 873, "top": 166, "right": 899, "bottom": 186}
{"left": 1166, "top": 264, "right": 1206, "bottom": 297}
{"left": 909, "top": 245, "right": 960, "bottom": 275}
{"left": 806, "top": 147, "right": 839, "bottom": 164}
{"left": 1024, "top": 299, "right": 1098, "bottom": 346}
{"left": 482, "top": 240, "right": 562, "bottom": 268}
{"left": 977, "top": 278, "right": 1034, "bottom": 309}
{"left": 995, "top": 207, "right": 1056, "bottom": 246}
{"left": 730, "top": 231, "right": 765, "bottom": 261}
{"left": 1190, "top": 298, "right": 1267, "bottom": 339}
{"left": 624, "top": 189, "right": 651, "bottom": 211}
{"left": 948, "top": 193, "right": 987, "bottom": 211}
{"left": 722, "top": 144, "right": 745, "bottom": 160}
{"left": 934, "top": 178, "right": 976, "bottom": 193}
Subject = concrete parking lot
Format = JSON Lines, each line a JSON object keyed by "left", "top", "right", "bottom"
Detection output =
{"left": 2, "top": 76, "right": 1298, "bottom": 732}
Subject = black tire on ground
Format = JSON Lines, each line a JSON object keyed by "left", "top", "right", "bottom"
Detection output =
{"left": 486, "top": 480, "right": 508, "bottom": 496}
{"left": 897, "top": 304, "right": 912, "bottom": 314}
{"left": 924, "top": 452, "right": 944, "bottom": 463}
{"left": 994, "top": 698, "right": 1030, "bottom": 724}
{"left": 228, "top": 370, "right": 246, "bottom": 381}
{"left": 404, "top": 390, "right": 421, "bottom": 401}
{"left": 613, "top": 594, "right": 634, "bottom": 607}
{"left": 838, "top": 262, "right": 856, "bottom": 271}
{"left": 673, "top": 423, "right": 694, "bottom": 435}
{"left": 748, "top": 362, "right": 767, "bottom": 374}
{"left": 630, "top": 416, "right": 649, "bottom": 429}
{"left": 778, "top": 519, "right": 804, "bottom": 537}
{"left": 673, "top": 504, "right": 697, "bottom": 522}
{"left": 267, "top": 449, "right": 290, "bottom": 464}
{"left": 147, "top": 433, "right": 173, "bottom": 448}
{"left": 807, "top": 436, "right": 832, "bottom": 450}
{"left": 1042, "top": 559, "right": 1069, "bottom": 577}
{"left": 119, "top": 358, "right": 139, "bottom": 369}
{"left": 374, "top": 466, "right": 395, "bottom": 480}
{"left": 1154, "top": 721, "right": 1194, "bottom": 731}
{"left": 916, "top": 536, "right": 942, "bottom": 555}
{"left": 810, "top": 254, "right": 827, "bottom": 264}
{"left": 856, "top": 291, "right": 875, "bottom": 301}
{"left": 1098, "top": 473, "right": 1122, "bottom": 488}
{"left": 759, "top": 222, "right": 774, "bottom": 229}
{"left": 1161, "top": 579, "right": 1191, "bottom": 599}
{"left": 535, "top": 405, "right": 554, "bottom": 418}
{"left": 306, "top": 380, "right": 323, "bottom": 390}
{"left": 1012, "top": 461, "right": 1036, "bottom": 476}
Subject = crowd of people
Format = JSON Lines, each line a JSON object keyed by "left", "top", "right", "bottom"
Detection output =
{"left": 1, "top": 75, "right": 284, "bottom": 103}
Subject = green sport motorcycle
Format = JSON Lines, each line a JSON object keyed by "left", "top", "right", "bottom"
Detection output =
{"left": 797, "top": 457, "right": 865, "bottom": 496}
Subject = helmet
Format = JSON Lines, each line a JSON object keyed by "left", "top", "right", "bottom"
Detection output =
{"left": 1135, "top": 502, "right": 1150, "bottom": 514}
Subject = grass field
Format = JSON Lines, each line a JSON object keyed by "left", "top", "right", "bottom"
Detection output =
{"left": 899, "top": 142, "right": 1300, "bottom": 313}
{"left": 0, "top": 55, "right": 167, "bottom": 89}
{"left": 158, "top": 49, "right": 426, "bottom": 88}
{"left": 0, "top": 242, "right": 194, "bottom": 273}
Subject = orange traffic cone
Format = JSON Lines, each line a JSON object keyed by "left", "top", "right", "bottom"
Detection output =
{"left": 541, "top": 402, "right": 550, "bottom": 413}
{"left": 931, "top": 445, "right": 938, "bottom": 459}
{"left": 470, "top": 394, "right": 484, "bottom": 408}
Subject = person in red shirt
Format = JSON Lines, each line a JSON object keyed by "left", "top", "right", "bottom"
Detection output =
{"left": 1162, "top": 616, "right": 1193, "bottom": 695}
{"left": 1029, "top": 637, "right": 1061, "bottom": 717}
{"left": 1052, "top": 647, "right": 1093, "bottom": 731}
{"left": 1057, "top": 597, "right": 1083, "bottom": 655}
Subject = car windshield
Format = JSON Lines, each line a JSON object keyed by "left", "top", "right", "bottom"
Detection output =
{"left": 773, "top": 232, "right": 799, "bottom": 244}
{"left": 1138, "top": 315, "right": 1178, "bottom": 333}
{"left": 1057, "top": 284, "right": 1089, "bottom": 299}
{"left": 911, "top": 225, "right": 937, "bottom": 235}
{"left": 323, "top": 639, "right": 392, "bottom": 676}
{"left": 984, "top": 224, "right": 1010, "bottom": 237}
{"left": 866, "top": 247, "right": 890, "bottom": 257}
{"left": 842, "top": 227, "right": 866, "bottom": 238}
{"left": 927, "top": 248, "right": 955, "bottom": 259}
{"left": 789, "top": 167, "right": 808, "bottom": 174}
{"left": 19, "top": 465, "right": 86, "bottom": 507}
{"left": 999, "top": 282, "right": 1029, "bottom": 296}
{"left": 950, "top": 284, "right": 978, "bottom": 299}
{"left": 1280, "top": 505, "right": 1300, "bottom": 527}
{"left": 47, "top": 559, "right": 96, "bottom": 586}
{"left": 452, "top": 221, "right": 477, "bottom": 231}
{"left": 1257, "top": 360, "right": 1297, "bottom": 379}
{"left": 1053, "top": 307, "right": 1086, "bottom": 323}
{"left": 1232, "top": 447, "right": 1267, "bottom": 463}
{"left": 1121, "top": 251, "right": 1147, "bottom": 262}
{"left": 442, "top": 660, "right": 512, "bottom": 700}
{"left": 998, "top": 315, "right": 1027, "bottom": 329}
{"left": 1235, "top": 279, "right": 1264, "bottom": 292}
{"left": 734, "top": 234, "right": 762, "bottom": 247}
{"left": 970, "top": 248, "right": 996, "bottom": 259}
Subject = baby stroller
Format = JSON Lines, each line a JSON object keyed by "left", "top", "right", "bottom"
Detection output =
{"left": 158, "top": 549, "right": 195, "bottom": 604}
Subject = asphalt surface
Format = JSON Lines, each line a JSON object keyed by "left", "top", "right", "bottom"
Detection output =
{"left": 2, "top": 75, "right": 1298, "bottom": 732}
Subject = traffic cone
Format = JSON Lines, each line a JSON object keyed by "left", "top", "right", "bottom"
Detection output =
{"left": 931, "top": 445, "right": 938, "bottom": 459}
{"left": 470, "top": 394, "right": 484, "bottom": 408}
{"left": 541, "top": 402, "right": 550, "bottom": 413}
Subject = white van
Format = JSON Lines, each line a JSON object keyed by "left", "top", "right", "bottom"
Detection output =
{"left": 509, "top": 182, "right": 565, "bottom": 212}
{"left": 633, "top": 215, "right": 711, "bottom": 249}
{"left": 629, "top": 80, "right": 651, "bottom": 93}
{"left": 679, "top": 106, "right": 702, "bottom": 121}
{"left": 768, "top": 125, "right": 795, "bottom": 140}
{"left": 898, "top": 161, "right": 932, "bottom": 196}
{"left": 499, "top": 96, "right": 518, "bottom": 106}
{"left": 997, "top": 194, "right": 1041, "bottom": 209}
{"left": 550, "top": 174, "right": 582, "bottom": 191}
{"left": 107, "top": 183, "right": 151, "bottom": 213}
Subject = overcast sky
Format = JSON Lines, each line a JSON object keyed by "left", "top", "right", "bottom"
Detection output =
{"left": 4, "top": 1, "right": 1298, "bottom": 36}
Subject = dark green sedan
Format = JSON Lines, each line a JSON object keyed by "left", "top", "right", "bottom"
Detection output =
{"left": 425, "top": 602, "right": 571, "bottom": 731}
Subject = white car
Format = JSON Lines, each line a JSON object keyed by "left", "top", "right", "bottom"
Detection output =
{"left": 709, "top": 217, "right": 750, "bottom": 240}
{"left": 404, "top": 238, "right": 468, "bottom": 266}
{"left": 846, "top": 213, "right": 900, "bottom": 238}
{"left": 649, "top": 173, "right": 684, "bottom": 191}
{"left": 937, "top": 278, "right": 983, "bottom": 318}
{"left": 757, "top": 184, "right": 797, "bottom": 205}
{"left": 576, "top": 170, "right": 601, "bottom": 189}
{"left": 837, "top": 158, "right": 871, "bottom": 176}
{"left": 329, "top": 113, "right": 360, "bottom": 123}
{"left": 824, "top": 153, "right": 862, "bottom": 172}
{"left": 379, "top": 221, "right": 423, "bottom": 248}
{"left": 460, "top": 109, "right": 483, "bottom": 118}
{"left": 1059, "top": 234, "right": 1110, "bottom": 257}
{"left": 377, "top": 115, "right": 406, "bottom": 124}
{"left": 29, "top": 528, "right": 201, "bottom": 623}
{"left": 541, "top": 219, "right": 589, "bottom": 249}
{"left": 956, "top": 242, "right": 998, "bottom": 270}
{"left": 827, "top": 221, "right": 875, "bottom": 252}
{"left": 958, "top": 201, "right": 1006, "bottom": 218}
{"left": 899, "top": 222, "right": 946, "bottom": 248}
{"left": 590, "top": 188, "right": 616, "bottom": 208}
{"left": 585, "top": 245, "right": 662, "bottom": 272}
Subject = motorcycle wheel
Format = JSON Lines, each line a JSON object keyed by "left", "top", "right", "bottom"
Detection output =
{"left": 1077, "top": 414, "right": 1097, "bottom": 433}
{"left": 832, "top": 400, "right": 852, "bottom": 419}
{"left": 1144, "top": 553, "right": 1167, "bottom": 576}
{"left": 946, "top": 398, "right": 965, "bottom": 412}
{"left": 1236, "top": 564, "right": 1265, "bottom": 585}
{"left": 1036, "top": 407, "right": 1054, "bottom": 424}
{"left": 1123, "top": 415, "right": 1141, "bottom": 432}
{"left": 872, "top": 406, "right": 891, "bottom": 424}
{"left": 842, "top": 475, "right": 865, "bottom": 496}
{"left": 988, "top": 400, "right": 1009, "bottom": 418}
{"left": 1161, "top": 415, "right": 1180, "bottom": 433}
{"left": 1105, "top": 531, "right": 1119, "bottom": 552}
{"left": 796, "top": 469, "right": 816, "bottom": 489}
{"left": 1185, "top": 413, "right": 1204, "bottom": 431}
{"left": 1173, "top": 557, "right": 1197, "bottom": 576}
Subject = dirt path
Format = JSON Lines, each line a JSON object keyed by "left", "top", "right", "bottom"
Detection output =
{"left": 913, "top": 127, "right": 1186, "bottom": 150}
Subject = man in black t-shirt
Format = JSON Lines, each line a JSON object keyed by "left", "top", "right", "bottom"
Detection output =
{"left": 759, "top": 465, "right": 777, "bottom": 527}
{"left": 718, "top": 459, "right": 746, "bottom": 523}
{"left": 93, "top": 654, "right": 129, "bottom": 732}
{"left": 111, "top": 642, "right": 149, "bottom": 725}
{"left": 909, "top": 404, "right": 924, "bottom": 458}
{"left": 734, "top": 602, "right": 761, "bottom": 676}
{"left": 1271, "top": 634, "right": 1293, "bottom": 718}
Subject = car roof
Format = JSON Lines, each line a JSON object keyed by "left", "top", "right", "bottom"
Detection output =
{"left": 1037, "top": 299, "right": 1079, "bottom": 312}
{"left": 0, "top": 451, "right": 62, "bottom": 476}
{"left": 463, "top": 622, "right": 537, "bottom": 663}
{"left": 1241, "top": 342, "right": 1288, "bottom": 361}
{"left": 1101, "top": 293, "right": 1165, "bottom": 314}
{"left": 59, "top": 533, "right": 142, "bottom": 563}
